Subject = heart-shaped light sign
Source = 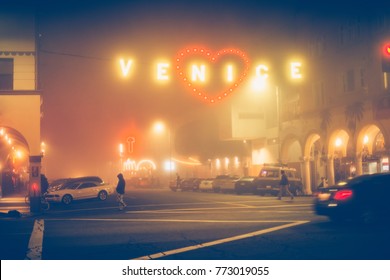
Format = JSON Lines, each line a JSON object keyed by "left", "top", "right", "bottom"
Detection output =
{"left": 175, "top": 47, "right": 250, "bottom": 103}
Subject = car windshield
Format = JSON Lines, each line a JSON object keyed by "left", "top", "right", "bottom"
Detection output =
{"left": 260, "top": 170, "right": 278, "bottom": 177}
{"left": 240, "top": 177, "right": 255, "bottom": 181}
{"left": 49, "top": 179, "right": 70, "bottom": 191}
{"left": 63, "top": 182, "right": 81, "bottom": 190}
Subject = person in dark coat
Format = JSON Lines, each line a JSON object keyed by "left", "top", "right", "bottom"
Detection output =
{"left": 278, "top": 170, "right": 294, "bottom": 200}
{"left": 41, "top": 174, "right": 49, "bottom": 195}
{"left": 116, "top": 173, "right": 127, "bottom": 210}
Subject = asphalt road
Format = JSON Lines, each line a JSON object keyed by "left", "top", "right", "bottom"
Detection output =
{"left": 1, "top": 187, "right": 390, "bottom": 260}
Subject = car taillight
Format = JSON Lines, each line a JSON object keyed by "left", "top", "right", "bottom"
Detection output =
{"left": 333, "top": 189, "right": 353, "bottom": 200}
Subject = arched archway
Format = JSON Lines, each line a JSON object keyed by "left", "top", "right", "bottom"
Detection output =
{"left": 280, "top": 134, "right": 304, "bottom": 189}
{"left": 281, "top": 135, "right": 303, "bottom": 165}
{"left": 356, "top": 124, "right": 387, "bottom": 174}
{"left": 0, "top": 126, "right": 30, "bottom": 196}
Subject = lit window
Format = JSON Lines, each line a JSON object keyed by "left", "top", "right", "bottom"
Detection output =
{"left": 0, "top": 58, "right": 13, "bottom": 90}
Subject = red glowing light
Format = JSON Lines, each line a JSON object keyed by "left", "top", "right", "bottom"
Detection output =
{"left": 32, "top": 183, "right": 38, "bottom": 191}
{"left": 175, "top": 46, "right": 250, "bottom": 103}
{"left": 385, "top": 44, "right": 390, "bottom": 56}
{"left": 333, "top": 189, "right": 353, "bottom": 200}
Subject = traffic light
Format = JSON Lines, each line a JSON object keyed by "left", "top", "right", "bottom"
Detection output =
{"left": 381, "top": 43, "right": 390, "bottom": 72}
{"left": 31, "top": 182, "right": 39, "bottom": 195}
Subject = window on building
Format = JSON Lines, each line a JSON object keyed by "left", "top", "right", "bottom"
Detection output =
{"left": 313, "top": 82, "right": 325, "bottom": 108}
{"left": 342, "top": 69, "right": 355, "bottom": 92}
{"left": 384, "top": 72, "right": 390, "bottom": 90}
{"left": 359, "top": 68, "right": 365, "bottom": 87}
{"left": 308, "top": 36, "right": 326, "bottom": 58}
{"left": 0, "top": 58, "right": 14, "bottom": 90}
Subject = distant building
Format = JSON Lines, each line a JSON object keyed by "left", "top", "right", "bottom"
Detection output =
{"left": 220, "top": 13, "right": 390, "bottom": 194}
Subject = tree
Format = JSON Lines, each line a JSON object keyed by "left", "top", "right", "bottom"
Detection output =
{"left": 345, "top": 101, "right": 364, "bottom": 137}
{"left": 320, "top": 109, "right": 332, "bottom": 135}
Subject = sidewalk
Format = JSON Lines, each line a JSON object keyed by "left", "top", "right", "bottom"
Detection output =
{"left": 0, "top": 195, "right": 34, "bottom": 218}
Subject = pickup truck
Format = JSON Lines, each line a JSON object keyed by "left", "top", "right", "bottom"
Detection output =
{"left": 252, "top": 166, "right": 304, "bottom": 196}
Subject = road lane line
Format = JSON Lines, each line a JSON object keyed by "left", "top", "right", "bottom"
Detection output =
{"left": 25, "top": 219, "right": 44, "bottom": 260}
{"left": 46, "top": 218, "right": 307, "bottom": 223}
{"left": 124, "top": 210, "right": 314, "bottom": 214}
{"left": 133, "top": 220, "right": 310, "bottom": 260}
{"left": 125, "top": 203, "right": 312, "bottom": 213}
{"left": 39, "top": 202, "right": 313, "bottom": 215}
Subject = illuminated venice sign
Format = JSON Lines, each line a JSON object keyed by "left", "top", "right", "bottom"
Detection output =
{"left": 119, "top": 46, "right": 302, "bottom": 103}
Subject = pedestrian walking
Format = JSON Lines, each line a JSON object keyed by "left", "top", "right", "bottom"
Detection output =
{"left": 41, "top": 174, "right": 49, "bottom": 195}
{"left": 116, "top": 173, "right": 127, "bottom": 210}
{"left": 176, "top": 173, "right": 181, "bottom": 189}
{"left": 278, "top": 170, "right": 294, "bottom": 200}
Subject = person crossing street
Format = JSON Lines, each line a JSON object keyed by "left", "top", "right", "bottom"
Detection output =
{"left": 116, "top": 173, "right": 127, "bottom": 210}
{"left": 278, "top": 170, "right": 294, "bottom": 200}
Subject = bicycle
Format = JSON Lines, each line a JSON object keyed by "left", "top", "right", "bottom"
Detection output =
{"left": 24, "top": 193, "right": 50, "bottom": 211}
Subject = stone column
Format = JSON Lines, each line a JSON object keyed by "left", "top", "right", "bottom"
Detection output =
{"left": 327, "top": 155, "right": 335, "bottom": 185}
{"left": 302, "top": 156, "right": 312, "bottom": 195}
{"left": 355, "top": 152, "right": 363, "bottom": 176}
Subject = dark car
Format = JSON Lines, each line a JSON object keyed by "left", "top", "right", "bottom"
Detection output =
{"left": 234, "top": 176, "right": 256, "bottom": 194}
{"left": 314, "top": 172, "right": 390, "bottom": 224}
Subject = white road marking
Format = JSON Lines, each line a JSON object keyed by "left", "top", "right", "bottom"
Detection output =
{"left": 33, "top": 201, "right": 312, "bottom": 259}
{"left": 37, "top": 202, "right": 313, "bottom": 215}
{"left": 47, "top": 218, "right": 308, "bottom": 223}
{"left": 125, "top": 203, "right": 312, "bottom": 213}
{"left": 25, "top": 219, "right": 44, "bottom": 260}
{"left": 133, "top": 220, "right": 310, "bottom": 260}
{"left": 127, "top": 210, "right": 313, "bottom": 214}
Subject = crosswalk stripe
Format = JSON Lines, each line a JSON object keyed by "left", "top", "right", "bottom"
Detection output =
{"left": 25, "top": 219, "right": 44, "bottom": 260}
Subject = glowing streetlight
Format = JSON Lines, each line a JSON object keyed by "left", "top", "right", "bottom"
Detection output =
{"left": 153, "top": 121, "right": 166, "bottom": 134}
{"left": 152, "top": 120, "right": 174, "bottom": 176}
{"left": 40, "top": 141, "right": 46, "bottom": 156}
{"left": 335, "top": 138, "right": 342, "bottom": 147}
{"left": 119, "top": 143, "right": 124, "bottom": 171}
{"left": 251, "top": 61, "right": 303, "bottom": 164}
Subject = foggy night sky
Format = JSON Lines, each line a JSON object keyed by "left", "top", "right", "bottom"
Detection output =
{"left": 8, "top": 0, "right": 385, "bottom": 179}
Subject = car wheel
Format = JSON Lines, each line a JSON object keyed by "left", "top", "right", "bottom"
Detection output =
{"left": 62, "top": 194, "right": 73, "bottom": 205}
{"left": 98, "top": 190, "right": 108, "bottom": 201}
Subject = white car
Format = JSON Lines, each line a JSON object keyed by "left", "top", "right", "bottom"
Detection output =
{"left": 198, "top": 178, "right": 215, "bottom": 192}
{"left": 45, "top": 176, "right": 114, "bottom": 205}
{"left": 212, "top": 175, "right": 240, "bottom": 192}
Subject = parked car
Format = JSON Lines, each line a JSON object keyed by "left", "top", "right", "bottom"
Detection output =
{"left": 252, "top": 165, "right": 304, "bottom": 196}
{"left": 170, "top": 178, "right": 202, "bottom": 192}
{"left": 212, "top": 174, "right": 240, "bottom": 192}
{"left": 198, "top": 178, "right": 215, "bottom": 192}
{"left": 314, "top": 172, "right": 390, "bottom": 224}
{"left": 234, "top": 176, "right": 257, "bottom": 194}
{"left": 45, "top": 176, "right": 113, "bottom": 205}
{"left": 190, "top": 178, "right": 202, "bottom": 191}
{"left": 181, "top": 178, "right": 201, "bottom": 191}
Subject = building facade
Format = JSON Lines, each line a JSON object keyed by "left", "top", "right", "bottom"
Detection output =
{"left": 219, "top": 13, "right": 390, "bottom": 195}
{"left": 0, "top": 8, "right": 42, "bottom": 198}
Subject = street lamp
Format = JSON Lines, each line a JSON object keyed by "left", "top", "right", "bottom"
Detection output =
{"left": 252, "top": 61, "right": 303, "bottom": 164}
{"left": 152, "top": 120, "right": 174, "bottom": 180}
{"left": 119, "top": 143, "right": 124, "bottom": 171}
